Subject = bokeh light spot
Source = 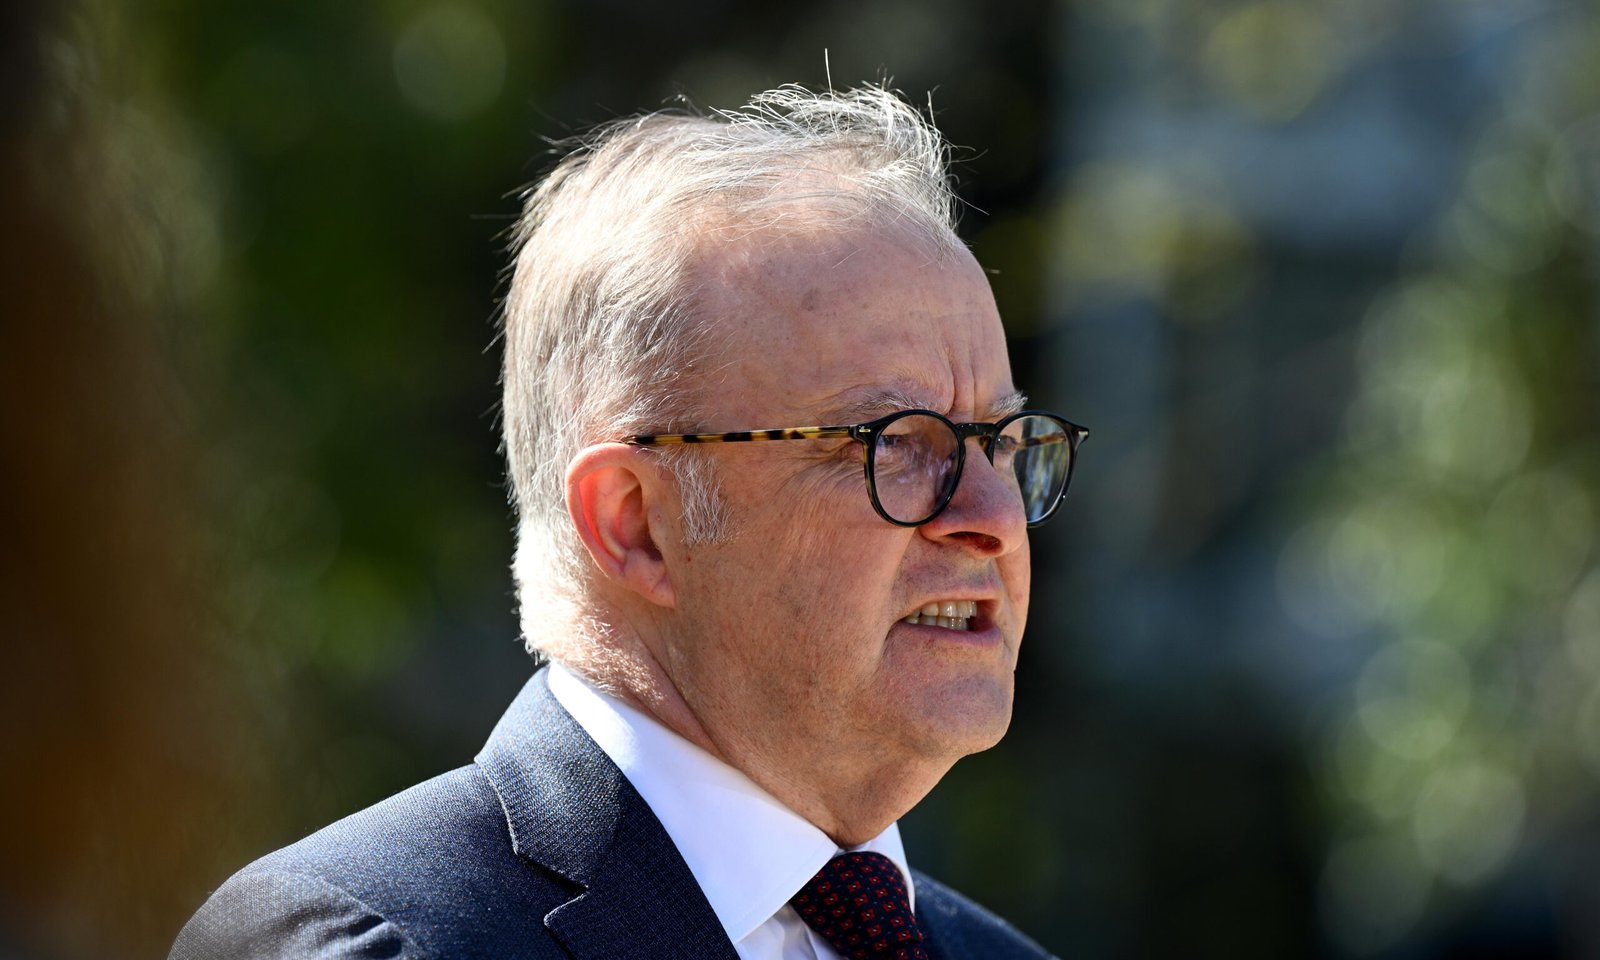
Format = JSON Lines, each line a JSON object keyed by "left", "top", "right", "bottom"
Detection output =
{"left": 1356, "top": 639, "right": 1471, "bottom": 761}
{"left": 392, "top": 3, "right": 506, "bottom": 122}
{"left": 1486, "top": 470, "right": 1594, "bottom": 597}
{"left": 1411, "top": 760, "right": 1524, "bottom": 885}
{"left": 1202, "top": 3, "right": 1337, "bottom": 121}
{"left": 1277, "top": 518, "right": 1376, "bottom": 638}
{"left": 1547, "top": 115, "right": 1600, "bottom": 236}
{"left": 1563, "top": 567, "right": 1600, "bottom": 674}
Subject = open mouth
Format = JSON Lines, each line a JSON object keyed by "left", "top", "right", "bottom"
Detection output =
{"left": 901, "top": 600, "right": 979, "bottom": 632}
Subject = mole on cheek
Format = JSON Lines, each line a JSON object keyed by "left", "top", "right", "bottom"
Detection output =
{"left": 799, "top": 288, "right": 822, "bottom": 312}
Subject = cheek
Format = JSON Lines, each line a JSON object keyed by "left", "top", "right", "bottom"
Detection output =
{"left": 763, "top": 529, "right": 904, "bottom": 621}
{"left": 724, "top": 524, "right": 910, "bottom": 658}
{"left": 707, "top": 458, "right": 914, "bottom": 628}
{"left": 1001, "top": 544, "right": 1032, "bottom": 630}
{"left": 732, "top": 462, "right": 881, "bottom": 566}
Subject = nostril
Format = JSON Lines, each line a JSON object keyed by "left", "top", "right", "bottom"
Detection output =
{"left": 951, "top": 532, "right": 1002, "bottom": 553}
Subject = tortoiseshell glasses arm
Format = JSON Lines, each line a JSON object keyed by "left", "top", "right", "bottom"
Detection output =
{"left": 621, "top": 425, "right": 860, "bottom": 446}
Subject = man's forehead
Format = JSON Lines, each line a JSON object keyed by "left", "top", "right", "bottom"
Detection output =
{"left": 692, "top": 221, "right": 1020, "bottom": 428}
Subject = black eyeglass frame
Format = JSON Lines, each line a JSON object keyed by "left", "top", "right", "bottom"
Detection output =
{"left": 620, "top": 408, "right": 1089, "bottom": 528}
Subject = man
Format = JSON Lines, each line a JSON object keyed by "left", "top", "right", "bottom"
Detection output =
{"left": 172, "top": 83, "right": 1085, "bottom": 959}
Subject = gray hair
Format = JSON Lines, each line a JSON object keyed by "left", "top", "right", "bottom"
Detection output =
{"left": 501, "top": 83, "right": 962, "bottom": 660}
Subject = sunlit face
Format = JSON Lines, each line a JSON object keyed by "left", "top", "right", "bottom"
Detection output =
{"left": 650, "top": 223, "right": 1032, "bottom": 795}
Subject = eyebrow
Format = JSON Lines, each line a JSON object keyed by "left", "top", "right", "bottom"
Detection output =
{"left": 821, "top": 386, "right": 1030, "bottom": 424}
{"left": 989, "top": 389, "right": 1029, "bottom": 419}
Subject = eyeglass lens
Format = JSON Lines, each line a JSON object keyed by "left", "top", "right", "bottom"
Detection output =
{"left": 870, "top": 413, "right": 1072, "bottom": 525}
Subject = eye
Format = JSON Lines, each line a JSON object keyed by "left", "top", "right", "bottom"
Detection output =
{"left": 874, "top": 431, "right": 920, "bottom": 466}
{"left": 872, "top": 415, "right": 954, "bottom": 479}
{"left": 991, "top": 434, "right": 1021, "bottom": 465}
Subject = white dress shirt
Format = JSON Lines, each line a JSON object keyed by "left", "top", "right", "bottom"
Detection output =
{"left": 547, "top": 662, "right": 916, "bottom": 960}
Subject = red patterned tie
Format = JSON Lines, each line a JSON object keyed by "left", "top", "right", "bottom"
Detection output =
{"left": 790, "top": 851, "right": 931, "bottom": 960}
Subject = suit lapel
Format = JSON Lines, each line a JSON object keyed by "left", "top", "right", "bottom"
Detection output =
{"left": 915, "top": 896, "right": 953, "bottom": 960}
{"left": 542, "top": 787, "right": 744, "bottom": 960}
{"left": 476, "top": 669, "right": 739, "bottom": 960}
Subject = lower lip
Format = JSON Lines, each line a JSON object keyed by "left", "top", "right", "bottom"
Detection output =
{"left": 894, "top": 617, "right": 1004, "bottom": 649}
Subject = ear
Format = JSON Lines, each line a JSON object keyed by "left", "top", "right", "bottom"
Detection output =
{"left": 565, "top": 443, "right": 676, "bottom": 609}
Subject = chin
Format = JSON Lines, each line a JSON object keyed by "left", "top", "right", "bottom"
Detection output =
{"left": 915, "top": 675, "right": 1015, "bottom": 758}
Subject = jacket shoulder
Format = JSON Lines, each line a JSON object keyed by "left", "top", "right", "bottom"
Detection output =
{"left": 169, "top": 868, "right": 424, "bottom": 960}
{"left": 914, "top": 870, "right": 1057, "bottom": 960}
{"left": 171, "top": 764, "right": 573, "bottom": 960}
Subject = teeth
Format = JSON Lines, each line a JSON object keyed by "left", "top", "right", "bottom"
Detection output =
{"left": 902, "top": 601, "right": 980, "bottom": 631}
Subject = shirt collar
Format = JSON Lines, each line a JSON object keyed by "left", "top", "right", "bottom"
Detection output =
{"left": 546, "top": 662, "right": 914, "bottom": 944}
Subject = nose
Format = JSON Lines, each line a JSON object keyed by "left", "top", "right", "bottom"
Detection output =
{"left": 917, "top": 436, "right": 1028, "bottom": 556}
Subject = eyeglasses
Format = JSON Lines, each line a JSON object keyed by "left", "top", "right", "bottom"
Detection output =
{"left": 621, "top": 409, "right": 1088, "bottom": 528}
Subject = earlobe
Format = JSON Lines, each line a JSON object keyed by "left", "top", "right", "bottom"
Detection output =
{"left": 566, "top": 445, "right": 676, "bottom": 608}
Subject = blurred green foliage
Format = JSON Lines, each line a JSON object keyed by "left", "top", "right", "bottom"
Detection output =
{"left": 1294, "top": 21, "right": 1600, "bottom": 953}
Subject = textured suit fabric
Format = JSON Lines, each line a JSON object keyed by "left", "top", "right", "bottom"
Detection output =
{"left": 171, "top": 668, "right": 1055, "bottom": 959}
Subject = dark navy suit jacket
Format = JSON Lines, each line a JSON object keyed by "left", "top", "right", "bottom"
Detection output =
{"left": 171, "top": 668, "right": 1054, "bottom": 959}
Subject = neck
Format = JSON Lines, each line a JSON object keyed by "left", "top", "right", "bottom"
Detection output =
{"left": 561, "top": 619, "right": 948, "bottom": 848}
{"left": 563, "top": 636, "right": 947, "bottom": 844}
{"left": 735, "top": 754, "right": 947, "bottom": 848}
